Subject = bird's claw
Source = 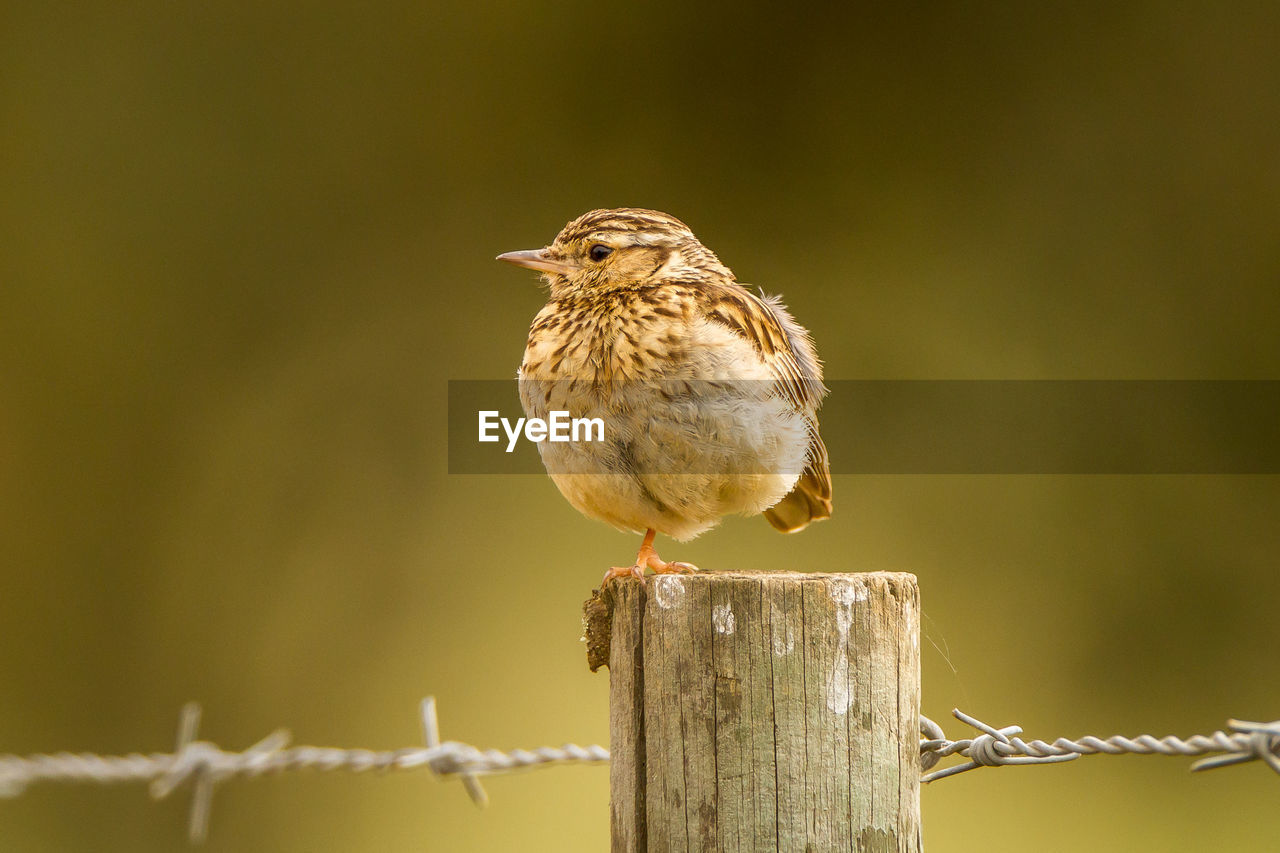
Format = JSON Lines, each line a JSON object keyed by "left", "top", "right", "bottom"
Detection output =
{"left": 649, "top": 558, "right": 699, "bottom": 575}
{"left": 601, "top": 563, "right": 647, "bottom": 588}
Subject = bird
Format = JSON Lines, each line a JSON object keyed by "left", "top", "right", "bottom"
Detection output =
{"left": 497, "top": 208, "right": 831, "bottom": 586}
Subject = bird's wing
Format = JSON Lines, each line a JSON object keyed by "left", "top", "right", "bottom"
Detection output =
{"left": 697, "top": 283, "right": 825, "bottom": 414}
{"left": 699, "top": 283, "right": 833, "bottom": 530}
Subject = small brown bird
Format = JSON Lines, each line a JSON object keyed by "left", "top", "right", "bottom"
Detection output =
{"left": 498, "top": 208, "right": 831, "bottom": 585}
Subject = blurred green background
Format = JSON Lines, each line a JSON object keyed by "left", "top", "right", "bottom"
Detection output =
{"left": 2, "top": 2, "right": 1278, "bottom": 850}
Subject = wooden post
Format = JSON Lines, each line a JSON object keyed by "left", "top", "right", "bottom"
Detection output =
{"left": 597, "top": 571, "right": 921, "bottom": 852}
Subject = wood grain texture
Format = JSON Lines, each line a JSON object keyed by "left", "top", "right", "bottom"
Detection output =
{"left": 608, "top": 571, "right": 921, "bottom": 852}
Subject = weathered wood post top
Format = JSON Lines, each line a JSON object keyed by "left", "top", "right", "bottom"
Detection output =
{"left": 586, "top": 570, "right": 921, "bottom": 853}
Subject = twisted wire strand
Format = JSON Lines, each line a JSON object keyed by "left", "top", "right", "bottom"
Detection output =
{"left": 0, "top": 698, "right": 609, "bottom": 843}
{"left": 918, "top": 709, "right": 1280, "bottom": 783}
{"left": 1, "top": 699, "right": 1275, "bottom": 843}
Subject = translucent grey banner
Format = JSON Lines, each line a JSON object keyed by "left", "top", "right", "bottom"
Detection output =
{"left": 447, "top": 380, "right": 1280, "bottom": 474}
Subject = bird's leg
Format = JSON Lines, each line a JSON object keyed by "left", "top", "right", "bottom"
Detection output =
{"left": 600, "top": 529, "right": 699, "bottom": 587}
{"left": 639, "top": 529, "right": 699, "bottom": 576}
{"left": 600, "top": 529, "right": 657, "bottom": 587}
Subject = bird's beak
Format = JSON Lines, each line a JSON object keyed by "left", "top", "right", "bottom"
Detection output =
{"left": 495, "top": 248, "right": 576, "bottom": 276}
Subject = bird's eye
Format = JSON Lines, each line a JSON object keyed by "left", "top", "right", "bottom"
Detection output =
{"left": 588, "top": 244, "right": 613, "bottom": 262}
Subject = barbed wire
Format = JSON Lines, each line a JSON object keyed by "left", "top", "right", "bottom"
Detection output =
{"left": 0, "top": 697, "right": 608, "bottom": 843}
{"left": 1, "top": 700, "right": 1275, "bottom": 843}
{"left": 918, "top": 708, "right": 1280, "bottom": 783}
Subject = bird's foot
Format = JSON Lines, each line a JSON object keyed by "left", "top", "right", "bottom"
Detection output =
{"left": 599, "top": 529, "right": 701, "bottom": 588}
{"left": 601, "top": 563, "right": 647, "bottom": 588}
{"left": 637, "top": 534, "right": 699, "bottom": 577}
{"left": 599, "top": 557, "right": 698, "bottom": 589}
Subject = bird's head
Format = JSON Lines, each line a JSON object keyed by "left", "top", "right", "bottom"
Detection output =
{"left": 497, "top": 208, "right": 733, "bottom": 298}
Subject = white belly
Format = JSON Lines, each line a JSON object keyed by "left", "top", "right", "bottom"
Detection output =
{"left": 523, "top": 379, "right": 809, "bottom": 540}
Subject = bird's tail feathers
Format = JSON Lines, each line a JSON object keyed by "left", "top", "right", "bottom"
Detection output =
{"left": 764, "top": 453, "right": 832, "bottom": 534}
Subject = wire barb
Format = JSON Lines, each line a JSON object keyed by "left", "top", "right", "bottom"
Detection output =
{"left": 420, "top": 697, "right": 489, "bottom": 807}
{"left": 919, "top": 709, "right": 1280, "bottom": 783}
